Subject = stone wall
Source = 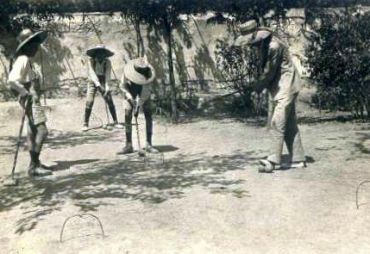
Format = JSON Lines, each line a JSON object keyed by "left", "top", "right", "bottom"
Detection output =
{"left": 0, "top": 10, "right": 309, "bottom": 100}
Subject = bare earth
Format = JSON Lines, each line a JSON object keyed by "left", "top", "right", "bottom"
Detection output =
{"left": 0, "top": 97, "right": 369, "bottom": 254}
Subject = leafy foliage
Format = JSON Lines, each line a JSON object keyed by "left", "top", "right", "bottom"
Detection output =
{"left": 0, "top": 0, "right": 66, "bottom": 34}
{"left": 215, "top": 38, "right": 262, "bottom": 114}
{"left": 2, "top": 0, "right": 369, "bottom": 118}
{"left": 306, "top": 8, "right": 370, "bottom": 119}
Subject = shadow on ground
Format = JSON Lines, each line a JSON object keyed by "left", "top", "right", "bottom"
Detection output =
{"left": 0, "top": 129, "right": 118, "bottom": 156}
{"left": 0, "top": 150, "right": 259, "bottom": 234}
{"left": 0, "top": 137, "right": 27, "bottom": 155}
{"left": 347, "top": 131, "right": 370, "bottom": 161}
{"left": 52, "top": 159, "right": 100, "bottom": 171}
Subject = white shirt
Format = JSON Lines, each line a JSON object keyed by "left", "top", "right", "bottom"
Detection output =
{"left": 8, "top": 55, "right": 36, "bottom": 84}
{"left": 88, "top": 58, "right": 112, "bottom": 87}
{"left": 120, "top": 73, "right": 151, "bottom": 107}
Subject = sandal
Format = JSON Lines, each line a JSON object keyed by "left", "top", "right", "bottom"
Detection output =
{"left": 145, "top": 144, "right": 159, "bottom": 154}
{"left": 117, "top": 144, "right": 134, "bottom": 155}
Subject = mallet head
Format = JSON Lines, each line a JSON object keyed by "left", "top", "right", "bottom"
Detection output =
{"left": 138, "top": 149, "right": 146, "bottom": 157}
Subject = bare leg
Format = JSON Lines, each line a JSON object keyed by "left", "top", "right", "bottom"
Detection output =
{"left": 84, "top": 83, "right": 96, "bottom": 127}
{"left": 143, "top": 101, "right": 153, "bottom": 145}
{"left": 27, "top": 121, "right": 37, "bottom": 163}
{"left": 118, "top": 100, "right": 134, "bottom": 154}
{"left": 143, "top": 101, "right": 158, "bottom": 153}
{"left": 125, "top": 108, "right": 133, "bottom": 145}
{"left": 103, "top": 92, "right": 118, "bottom": 123}
{"left": 34, "top": 123, "right": 48, "bottom": 153}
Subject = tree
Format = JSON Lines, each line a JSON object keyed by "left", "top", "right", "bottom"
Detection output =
{"left": 215, "top": 39, "right": 260, "bottom": 115}
{"left": 117, "top": 0, "right": 204, "bottom": 123}
{"left": 306, "top": 7, "right": 370, "bottom": 119}
{"left": 0, "top": 0, "right": 65, "bottom": 55}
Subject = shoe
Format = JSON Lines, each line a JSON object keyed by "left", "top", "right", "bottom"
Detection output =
{"left": 28, "top": 163, "right": 53, "bottom": 177}
{"left": 117, "top": 144, "right": 134, "bottom": 155}
{"left": 103, "top": 124, "right": 113, "bottom": 130}
{"left": 258, "top": 159, "right": 279, "bottom": 173}
{"left": 82, "top": 124, "right": 89, "bottom": 132}
{"left": 145, "top": 144, "right": 159, "bottom": 153}
{"left": 38, "top": 162, "right": 54, "bottom": 171}
{"left": 114, "top": 123, "right": 124, "bottom": 129}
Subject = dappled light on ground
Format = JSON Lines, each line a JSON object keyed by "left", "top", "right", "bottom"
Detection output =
{"left": 0, "top": 151, "right": 256, "bottom": 234}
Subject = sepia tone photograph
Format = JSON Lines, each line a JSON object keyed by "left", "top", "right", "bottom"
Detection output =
{"left": 0, "top": 0, "right": 369, "bottom": 253}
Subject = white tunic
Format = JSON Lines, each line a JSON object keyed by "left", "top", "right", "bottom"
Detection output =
{"left": 120, "top": 73, "right": 151, "bottom": 107}
{"left": 7, "top": 55, "right": 46, "bottom": 124}
{"left": 8, "top": 55, "right": 36, "bottom": 84}
{"left": 88, "top": 58, "right": 112, "bottom": 88}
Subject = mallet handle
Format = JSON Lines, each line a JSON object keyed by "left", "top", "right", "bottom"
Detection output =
{"left": 135, "top": 116, "right": 141, "bottom": 151}
{"left": 11, "top": 102, "right": 28, "bottom": 179}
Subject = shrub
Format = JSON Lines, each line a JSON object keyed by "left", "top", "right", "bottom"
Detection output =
{"left": 306, "top": 8, "right": 370, "bottom": 119}
{"left": 215, "top": 38, "right": 264, "bottom": 116}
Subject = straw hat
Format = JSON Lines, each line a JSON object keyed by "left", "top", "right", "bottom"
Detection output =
{"left": 234, "top": 33, "right": 254, "bottom": 47}
{"left": 238, "top": 20, "right": 257, "bottom": 34}
{"left": 248, "top": 30, "right": 272, "bottom": 46}
{"left": 235, "top": 21, "right": 273, "bottom": 46}
{"left": 124, "top": 57, "right": 156, "bottom": 86}
{"left": 86, "top": 45, "right": 114, "bottom": 58}
{"left": 16, "top": 29, "right": 48, "bottom": 54}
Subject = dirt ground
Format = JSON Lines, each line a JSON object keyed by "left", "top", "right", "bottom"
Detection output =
{"left": 0, "top": 96, "right": 369, "bottom": 254}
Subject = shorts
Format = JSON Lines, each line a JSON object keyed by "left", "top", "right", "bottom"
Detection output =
{"left": 25, "top": 98, "right": 47, "bottom": 126}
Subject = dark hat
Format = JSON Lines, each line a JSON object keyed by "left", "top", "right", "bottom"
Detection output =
{"left": 16, "top": 29, "right": 48, "bottom": 54}
{"left": 238, "top": 20, "right": 258, "bottom": 34}
{"left": 86, "top": 45, "right": 114, "bottom": 58}
{"left": 248, "top": 30, "right": 273, "bottom": 46}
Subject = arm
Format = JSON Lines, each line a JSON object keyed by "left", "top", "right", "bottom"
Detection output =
{"left": 119, "top": 74, "right": 133, "bottom": 101}
{"left": 7, "top": 56, "right": 30, "bottom": 97}
{"left": 88, "top": 58, "right": 101, "bottom": 87}
{"left": 8, "top": 80, "right": 29, "bottom": 97}
{"left": 251, "top": 43, "right": 282, "bottom": 92}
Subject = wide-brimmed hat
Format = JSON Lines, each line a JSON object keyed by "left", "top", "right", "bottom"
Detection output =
{"left": 238, "top": 20, "right": 257, "bottom": 34}
{"left": 16, "top": 29, "right": 48, "bottom": 54}
{"left": 124, "top": 57, "right": 156, "bottom": 86}
{"left": 235, "top": 21, "right": 273, "bottom": 46}
{"left": 234, "top": 33, "right": 254, "bottom": 47}
{"left": 86, "top": 45, "right": 114, "bottom": 58}
{"left": 248, "top": 29, "right": 273, "bottom": 46}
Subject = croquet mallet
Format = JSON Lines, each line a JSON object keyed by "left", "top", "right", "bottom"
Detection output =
{"left": 134, "top": 102, "right": 146, "bottom": 157}
{"left": 3, "top": 97, "right": 30, "bottom": 186}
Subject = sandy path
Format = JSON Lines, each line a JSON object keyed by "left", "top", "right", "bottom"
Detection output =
{"left": 0, "top": 98, "right": 369, "bottom": 253}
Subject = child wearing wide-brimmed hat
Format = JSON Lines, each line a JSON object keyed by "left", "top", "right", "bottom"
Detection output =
{"left": 7, "top": 29, "right": 53, "bottom": 177}
{"left": 118, "top": 56, "right": 159, "bottom": 154}
{"left": 82, "top": 45, "right": 123, "bottom": 131}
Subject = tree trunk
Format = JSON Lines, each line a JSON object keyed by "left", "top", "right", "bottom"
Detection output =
{"left": 134, "top": 18, "right": 145, "bottom": 57}
{"left": 164, "top": 18, "right": 178, "bottom": 123}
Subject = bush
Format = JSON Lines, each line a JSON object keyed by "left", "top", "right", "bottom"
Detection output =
{"left": 215, "top": 38, "right": 264, "bottom": 116}
{"left": 306, "top": 8, "right": 370, "bottom": 119}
